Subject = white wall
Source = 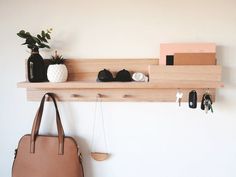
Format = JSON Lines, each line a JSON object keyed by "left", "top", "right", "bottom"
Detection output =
{"left": 0, "top": 0, "right": 236, "bottom": 176}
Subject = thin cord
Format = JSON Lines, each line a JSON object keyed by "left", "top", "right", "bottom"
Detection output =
{"left": 90, "top": 95, "right": 109, "bottom": 153}
{"left": 99, "top": 96, "right": 109, "bottom": 152}
{"left": 90, "top": 96, "right": 98, "bottom": 152}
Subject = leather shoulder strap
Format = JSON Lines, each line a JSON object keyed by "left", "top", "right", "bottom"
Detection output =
{"left": 30, "top": 93, "right": 65, "bottom": 155}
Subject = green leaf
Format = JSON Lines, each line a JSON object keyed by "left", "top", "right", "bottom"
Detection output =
{"left": 25, "top": 32, "right": 31, "bottom": 36}
{"left": 17, "top": 33, "right": 27, "bottom": 38}
{"left": 37, "top": 34, "right": 43, "bottom": 41}
{"left": 37, "top": 34, "right": 48, "bottom": 43}
{"left": 45, "top": 33, "right": 51, "bottom": 39}
{"left": 36, "top": 40, "right": 42, "bottom": 45}
{"left": 32, "top": 36, "right": 40, "bottom": 44}
{"left": 23, "top": 37, "right": 36, "bottom": 45}
{"left": 17, "top": 29, "right": 51, "bottom": 49}
{"left": 41, "top": 30, "right": 46, "bottom": 38}
{"left": 41, "top": 37, "right": 48, "bottom": 43}
{"left": 19, "top": 30, "right": 25, "bottom": 34}
{"left": 37, "top": 34, "right": 41, "bottom": 38}
{"left": 44, "top": 44, "right": 50, "bottom": 48}
{"left": 17, "top": 30, "right": 32, "bottom": 38}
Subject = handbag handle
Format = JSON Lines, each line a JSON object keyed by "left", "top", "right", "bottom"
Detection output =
{"left": 30, "top": 93, "right": 65, "bottom": 155}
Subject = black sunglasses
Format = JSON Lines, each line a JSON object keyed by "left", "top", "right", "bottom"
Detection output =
{"left": 97, "top": 69, "right": 132, "bottom": 82}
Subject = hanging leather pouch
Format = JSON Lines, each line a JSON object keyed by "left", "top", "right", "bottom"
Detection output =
{"left": 12, "top": 93, "right": 84, "bottom": 177}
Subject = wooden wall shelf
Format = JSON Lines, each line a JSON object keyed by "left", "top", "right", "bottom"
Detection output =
{"left": 17, "top": 59, "right": 223, "bottom": 102}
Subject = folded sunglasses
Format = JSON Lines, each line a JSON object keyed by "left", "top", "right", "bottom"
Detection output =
{"left": 97, "top": 69, "right": 132, "bottom": 82}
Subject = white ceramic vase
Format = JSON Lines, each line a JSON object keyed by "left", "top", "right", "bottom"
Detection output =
{"left": 47, "top": 64, "right": 68, "bottom": 82}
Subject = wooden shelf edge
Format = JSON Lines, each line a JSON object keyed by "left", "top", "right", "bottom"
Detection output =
{"left": 17, "top": 81, "right": 224, "bottom": 89}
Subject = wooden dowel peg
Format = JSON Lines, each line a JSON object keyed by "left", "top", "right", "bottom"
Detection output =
{"left": 122, "top": 94, "right": 131, "bottom": 98}
{"left": 45, "top": 93, "right": 57, "bottom": 101}
{"left": 71, "top": 94, "right": 81, "bottom": 98}
{"left": 97, "top": 93, "right": 103, "bottom": 98}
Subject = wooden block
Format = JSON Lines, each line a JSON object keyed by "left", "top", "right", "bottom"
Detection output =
{"left": 17, "top": 80, "right": 223, "bottom": 89}
{"left": 91, "top": 152, "right": 109, "bottom": 161}
{"left": 26, "top": 88, "right": 216, "bottom": 102}
{"left": 149, "top": 65, "right": 221, "bottom": 82}
{"left": 174, "top": 53, "right": 216, "bottom": 65}
{"left": 160, "top": 43, "right": 216, "bottom": 65}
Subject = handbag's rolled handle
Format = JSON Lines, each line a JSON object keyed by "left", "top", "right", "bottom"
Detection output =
{"left": 30, "top": 93, "right": 65, "bottom": 155}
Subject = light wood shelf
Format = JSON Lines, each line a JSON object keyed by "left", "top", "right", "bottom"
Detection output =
{"left": 17, "top": 59, "right": 223, "bottom": 102}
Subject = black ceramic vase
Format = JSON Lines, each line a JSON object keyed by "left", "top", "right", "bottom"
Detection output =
{"left": 27, "top": 47, "right": 46, "bottom": 82}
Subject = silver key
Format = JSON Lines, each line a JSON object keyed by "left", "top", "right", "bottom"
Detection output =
{"left": 204, "top": 99, "right": 211, "bottom": 114}
{"left": 205, "top": 105, "right": 209, "bottom": 113}
{"left": 176, "top": 92, "right": 183, "bottom": 107}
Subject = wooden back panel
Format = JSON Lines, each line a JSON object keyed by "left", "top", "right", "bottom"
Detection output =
{"left": 64, "top": 59, "right": 158, "bottom": 81}
{"left": 149, "top": 65, "right": 222, "bottom": 82}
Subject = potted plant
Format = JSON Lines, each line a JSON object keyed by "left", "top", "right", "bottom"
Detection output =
{"left": 47, "top": 51, "right": 68, "bottom": 82}
{"left": 17, "top": 29, "right": 52, "bottom": 82}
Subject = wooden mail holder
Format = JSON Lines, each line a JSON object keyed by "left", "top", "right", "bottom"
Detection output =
{"left": 17, "top": 59, "right": 223, "bottom": 102}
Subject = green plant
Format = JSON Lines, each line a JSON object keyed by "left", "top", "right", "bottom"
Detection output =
{"left": 17, "top": 28, "right": 52, "bottom": 49}
{"left": 50, "top": 51, "right": 64, "bottom": 64}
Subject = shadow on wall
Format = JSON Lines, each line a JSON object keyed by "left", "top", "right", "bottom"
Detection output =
{"left": 60, "top": 102, "right": 95, "bottom": 177}
{"left": 215, "top": 45, "right": 236, "bottom": 111}
{"left": 216, "top": 45, "right": 236, "bottom": 85}
{"left": 45, "top": 29, "right": 79, "bottom": 57}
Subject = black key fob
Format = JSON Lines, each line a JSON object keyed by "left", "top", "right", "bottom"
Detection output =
{"left": 201, "top": 94, "right": 206, "bottom": 110}
{"left": 189, "top": 90, "right": 197, "bottom": 108}
{"left": 201, "top": 93, "right": 212, "bottom": 110}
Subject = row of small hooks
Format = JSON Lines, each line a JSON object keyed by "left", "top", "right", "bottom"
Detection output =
{"left": 71, "top": 93, "right": 132, "bottom": 99}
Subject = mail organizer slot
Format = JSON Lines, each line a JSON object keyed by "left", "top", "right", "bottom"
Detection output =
{"left": 149, "top": 65, "right": 222, "bottom": 82}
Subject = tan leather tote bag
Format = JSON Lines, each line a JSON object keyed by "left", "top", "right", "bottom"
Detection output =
{"left": 12, "top": 93, "right": 84, "bottom": 177}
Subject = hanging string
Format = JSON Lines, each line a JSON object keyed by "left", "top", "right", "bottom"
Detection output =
{"left": 90, "top": 94, "right": 109, "bottom": 153}
{"left": 99, "top": 95, "right": 109, "bottom": 152}
{"left": 90, "top": 95, "right": 98, "bottom": 152}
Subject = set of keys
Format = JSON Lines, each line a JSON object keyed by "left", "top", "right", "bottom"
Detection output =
{"left": 201, "top": 93, "right": 213, "bottom": 113}
{"left": 176, "top": 90, "right": 214, "bottom": 114}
